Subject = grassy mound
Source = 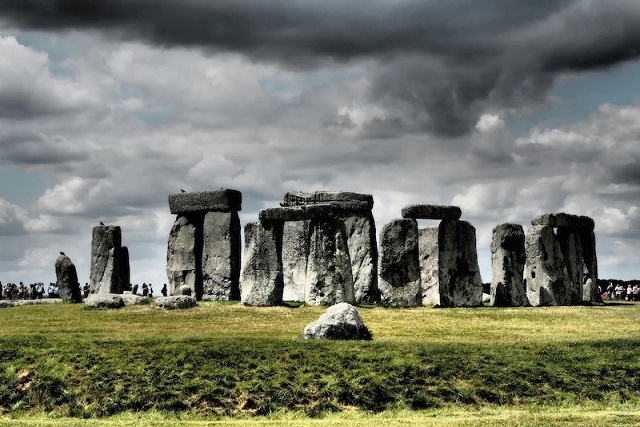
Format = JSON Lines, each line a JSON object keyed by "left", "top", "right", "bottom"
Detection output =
{"left": 0, "top": 302, "right": 639, "bottom": 418}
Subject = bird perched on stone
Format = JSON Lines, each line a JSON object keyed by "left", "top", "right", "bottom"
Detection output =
{"left": 99, "top": 221, "right": 104, "bottom": 225}
{"left": 180, "top": 189, "right": 186, "bottom": 193}
{"left": 59, "top": 251, "right": 65, "bottom": 256}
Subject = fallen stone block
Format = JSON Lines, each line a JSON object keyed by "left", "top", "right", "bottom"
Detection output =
{"left": 378, "top": 218, "right": 421, "bottom": 307}
{"left": 302, "top": 303, "right": 372, "bottom": 340}
{"left": 169, "top": 189, "right": 242, "bottom": 214}
{"left": 490, "top": 223, "right": 527, "bottom": 307}
{"left": 120, "top": 294, "right": 150, "bottom": 305}
{"left": 84, "top": 294, "right": 125, "bottom": 310}
{"left": 401, "top": 204, "right": 462, "bottom": 220}
{"left": 155, "top": 295, "right": 197, "bottom": 310}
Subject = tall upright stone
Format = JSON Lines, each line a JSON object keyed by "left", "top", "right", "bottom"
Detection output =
{"left": 55, "top": 253, "right": 82, "bottom": 303}
{"left": 166, "top": 214, "right": 202, "bottom": 297}
{"left": 240, "top": 221, "right": 284, "bottom": 306}
{"left": 557, "top": 227, "right": 584, "bottom": 305}
{"left": 419, "top": 227, "right": 440, "bottom": 305}
{"left": 90, "top": 225, "right": 124, "bottom": 294}
{"left": 581, "top": 230, "right": 598, "bottom": 302}
{"left": 282, "top": 220, "right": 310, "bottom": 302}
{"left": 343, "top": 212, "right": 378, "bottom": 304}
{"left": 167, "top": 189, "right": 242, "bottom": 301}
{"left": 525, "top": 225, "right": 572, "bottom": 306}
{"left": 438, "top": 220, "right": 483, "bottom": 307}
{"left": 378, "top": 218, "right": 421, "bottom": 307}
{"left": 305, "top": 219, "right": 355, "bottom": 306}
{"left": 490, "top": 224, "right": 527, "bottom": 307}
{"left": 118, "top": 246, "right": 130, "bottom": 292}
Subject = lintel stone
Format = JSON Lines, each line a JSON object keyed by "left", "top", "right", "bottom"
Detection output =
{"left": 259, "top": 204, "right": 337, "bottom": 222}
{"left": 401, "top": 204, "right": 462, "bottom": 220}
{"left": 169, "top": 189, "right": 242, "bottom": 214}
{"left": 283, "top": 191, "right": 373, "bottom": 210}
{"left": 531, "top": 213, "right": 594, "bottom": 230}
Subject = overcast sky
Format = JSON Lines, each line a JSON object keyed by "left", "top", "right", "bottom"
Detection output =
{"left": 1, "top": 0, "right": 640, "bottom": 287}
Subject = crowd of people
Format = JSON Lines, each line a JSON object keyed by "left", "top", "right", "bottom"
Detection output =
{"left": 603, "top": 283, "right": 640, "bottom": 301}
{"left": 0, "top": 281, "right": 171, "bottom": 301}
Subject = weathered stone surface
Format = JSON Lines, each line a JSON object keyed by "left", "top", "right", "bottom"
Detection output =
{"left": 0, "top": 299, "right": 62, "bottom": 308}
{"left": 302, "top": 303, "right": 372, "bottom": 340}
{"left": 438, "top": 220, "right": 483, "bottom": 307}
{"left": 259, "top": 204, "right": 337, "bottom": 222}
{"left": 581, "top": 230, "right": 598, "bottom": 302}
{"left": 343, "top": 213, "right": 379, "bottom": 304}
{"left": 155, "top": 295, "right": 197, "bottom": 310}
{"left": 284, "top": 191, "right": 374, "bottom": 210}
{"left": 531, "top": 213, "right": 594, "bottom": 230}
{"left": 401, "top": 205, "right": 462, "bottom": 220}
{"left": 378, "top": 218, "right": 421, "bottom": 307}
{"left": 120, "top": 294, "right": 150, "bottom": 305}
{"left": 240, "top": 221, "right": 284, "bottom": 306}
{"left": 169, "top": 189, "right": 242, "bottom": 214}
{"left": 305, "top": 219, "right": 355, "bottom": 306}
{"left": 419, "top": 227, "right": 440, "bottom": 305}
{"left": 282, "top": 220, "right": 310, "bottom": 302}
{"left": 90, "top": 225, "right": 122, "bottom": 295}
{"left": 118, "top": 246, "right": 130, "bottom": 292}
{"left": 84, "top": 294, "right": 124, "bottom": 310}
{"left": 557, "top": 227, "right": 584, "bottom": 305}
{"left": 166, "top": 214, "right": 203, "bottom": 297}
{"left": 201, "top": 211, "right": 241, "bottom": 301}
{"left": 490, "top": 224, "right": 527, "bottom": 307}
{"left": 54, "top": 254, "right": 82, "bottom": 303}
{"left": 525, "top": 225, "right": 573, "bottom": 306}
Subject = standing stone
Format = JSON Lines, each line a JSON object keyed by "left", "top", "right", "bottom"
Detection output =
{"left": 343, "top": 213, "right": 379, "bottom": 304}
{"left": 118, "top": 246, "right": 130, "bottom": 292}
{"left": 525, "top": 225, "right": 572, "bottom": 306}
{"left": 305, "top": 219, "right": 355, "bottom": 306}
{"left": 90, "top": 225, "right": 123, "bottom": 294}
{"left": 240, "top": 221, "right": 284, "bottom": 306}
{"left": 166, "top": 214, "right": 203, "bottom": 297}
{"left": 581, "top": 230, "right": 598, "bottom": 302}
{"left": 378, "top": 218, "right": 421, "bottom": 307}
{"left": 419, "top": 227, "right": 440, "bottom": 305}
{"left": 490, "top": 224, "right": 527, "bottom": 307}
{"left": 438, "top": 220, "right": 483, "bottom": 307}
{"left": 282, "top": 220, "right": 310, "bottom": 302}
{"left": 201, "top": 211, "right": 241, "bottom": 301}
{"left": 557, "top": 227, "right": 584, "bottom": 305}
{"left": 55, "top": 254, "right": 82, "bottom": 303}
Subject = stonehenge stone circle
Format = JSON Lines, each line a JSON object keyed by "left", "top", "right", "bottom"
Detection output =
{"left": 90, "top": 225, "right": 129, "bottom": 294}
{"left": 166, "top": 189, "right": 241, "bottom": 301}
{"left": 54, "top": 253, "right": 82, "bottom": 303}
{"left": 401, "top": 204, "right": 462, "bottom": 220}
{"left": 240, "top": 221, "right": 284, "bottom": 306}
{"left": 438, "top": 219, "right": 483, "bottom": 307}
{"left": 302, "top": 302, "right": 372, "bottom": 340}
{"left": 378, "top": 218, "right": 421, "bottom": 307}
{"left": 490, "top": 224, "right": 527, "bottom": 307}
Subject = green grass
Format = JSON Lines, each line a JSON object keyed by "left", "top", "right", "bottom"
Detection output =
{"left": 1, "top": 301, "right": 640, "bottom": 425}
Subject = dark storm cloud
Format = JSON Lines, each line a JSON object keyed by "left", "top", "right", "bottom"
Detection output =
{"left": 2, "top": 0, "right": 640, "bottom": 137}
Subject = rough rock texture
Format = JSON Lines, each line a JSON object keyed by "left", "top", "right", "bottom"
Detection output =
{"left": 169, "top": 189, "right": 242, "bottom": 214}
{"left": 343, "top": 213, "right": 379, "bottom": 304}
{"left": 418, "top": 227, "right": 440, "bottom": 305}
{"left": 201, "top": 211, "right": 241, "bottom": 301}
{"left": 166, "top": 214, "right": 202, "bottom": 297}
{"left": 240, "top": 221, "right": 284, "bottom": 306}
{"left": 581, "top": 230, "right": 598, "bottom": 302}
{"left": 155, "top": 295, "right": 197, "bottom": 310}
{"left": 259, "top": 204, "right": 337, "bottom": 222}
{"left": 120, "top": 294, "right": 150, "bottom": 305}
{"left": 490, "top": 224, "right": 527, "bottom": 307}
{"left": 531, "top": 213, "right": 594, "bottom": 230}
{"left": 284, "top": 191, "right": 373, "bottom": 210}
{"left": 118, "top": 246, "right": 130, "bottom": 292}
{"left": 401, "top": 204, "right": 462, "bottom": 220}
{"left": 90, "top": 225, "right": 123, "bottom": 295}
{"left": 54, "top": 254, "right": 82, "bottom": 303}
{"left": 282, "top": 220, "right": 309, "bottom": 302}
{"left": 305, "top": 219, "right": 355, "bottom": 306}
{"left": 525, "top": 225, "right": 573, "bottom": 306}
{"left": 0, "top": 299, "right": 62, "bottom": 308}
{"left": 438, "top": 220, "right": 483, "bottom": 307}
{"left": 557, "top": 227, "right": 584, "bottom": 305}
{"left": 84, "top": 294, "right": 125, "bottom": 310}
{"left": 302, "top": 303, "right": 372, "bottom": 340}
{"left": 378, "top": 218, "right": 421, "bottom": 307}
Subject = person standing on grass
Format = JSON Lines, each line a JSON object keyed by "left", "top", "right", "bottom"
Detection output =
{"left": 142, "top": 283, "right": 148, "bottom": 297}
{"left": 161, "top": 283, "right": 167, "bottom": 297}
{"left": 148, "top": 284, "right": 153, "bottom": 298}
{"left": 633, "top": 284, "right": 640, "bottom": 302}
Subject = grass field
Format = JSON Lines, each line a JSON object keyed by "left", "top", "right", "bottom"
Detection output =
{"left": 1, "top": 301, "right": 640, "bottom": 426}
